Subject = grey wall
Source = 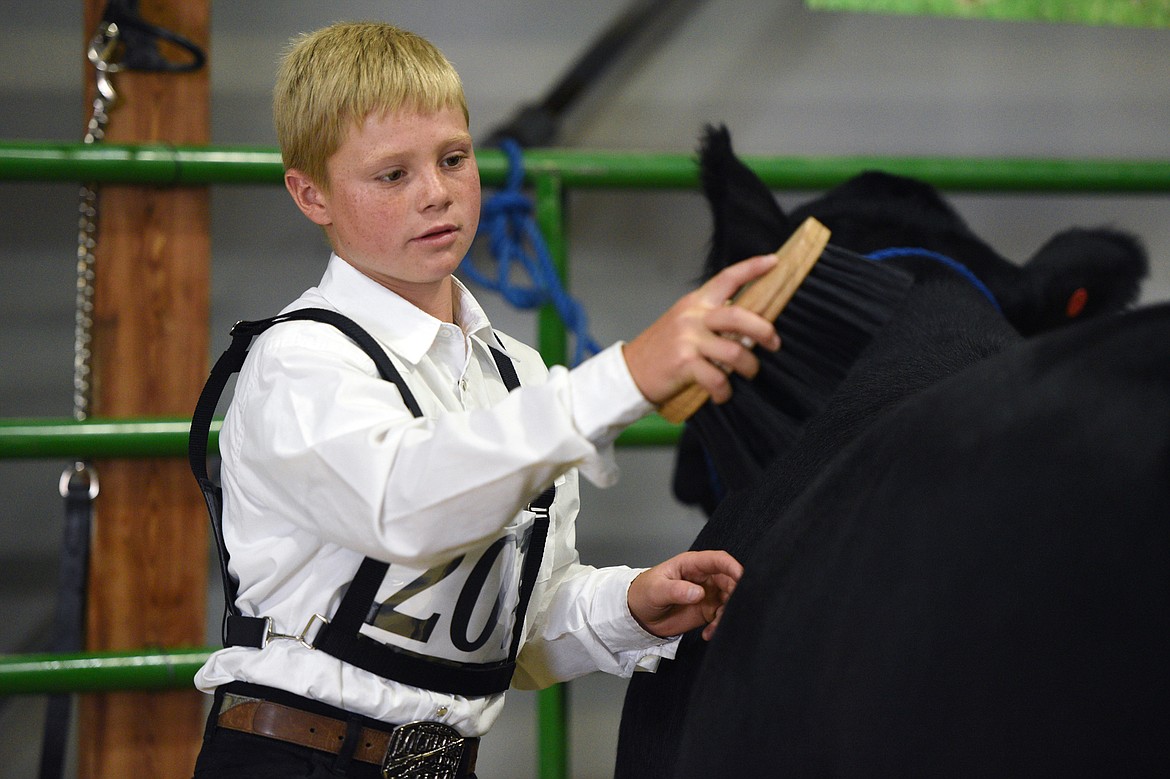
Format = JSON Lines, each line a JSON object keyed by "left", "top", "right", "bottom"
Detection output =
{"left": 2, "top": 2, "right": 1168, "bottom": 776}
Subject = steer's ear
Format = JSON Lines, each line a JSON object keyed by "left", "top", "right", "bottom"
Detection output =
{"left": 1001, "top": 227, "right": 1149, "bottom": 336}
{"left": 698, "top": 125, "right": 790, "bottom": 279}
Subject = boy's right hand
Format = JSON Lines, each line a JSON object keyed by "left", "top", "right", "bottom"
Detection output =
{"left": 622, "top": 254, "right": 782, "bottom": 406}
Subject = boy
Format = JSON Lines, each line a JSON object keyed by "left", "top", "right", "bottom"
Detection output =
{"left": 192, "top": 21, "right": 780, "bottom": 779}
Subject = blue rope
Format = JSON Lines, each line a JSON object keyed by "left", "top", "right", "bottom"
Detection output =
{"left": 460, "top": 139, "right": 602, "bottom": 366}
{"left": 865, "top": 247, "right": 1002, "bottom": 313}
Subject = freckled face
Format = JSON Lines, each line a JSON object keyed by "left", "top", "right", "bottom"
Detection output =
{"left": 308, "top": 106, "right": 480, "bottom": 313}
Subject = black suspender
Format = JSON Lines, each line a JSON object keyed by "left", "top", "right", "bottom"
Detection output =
{"left": 189, "top": 308, "right": 421, "bottom": 639}
{"left": 188, "top": 307, "right": 554, "bottom": 697}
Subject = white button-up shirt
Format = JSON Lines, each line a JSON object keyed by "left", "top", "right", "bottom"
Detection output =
{"left": 195, "top": 255, "right": 677, "bottom": 736}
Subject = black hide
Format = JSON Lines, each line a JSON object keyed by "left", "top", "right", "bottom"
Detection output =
{"left": 675, "top": 303, "right": 1170, "bottom": 777}
{"left": 614, "top": 127, "right": 1150, "bottom": 778}
{"left": 619, "top": 245, "right": 1020, "bottom": 779}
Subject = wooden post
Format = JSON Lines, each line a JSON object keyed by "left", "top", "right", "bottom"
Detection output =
{"left": 79, "top": 1, "right": 210, "bottom": 776}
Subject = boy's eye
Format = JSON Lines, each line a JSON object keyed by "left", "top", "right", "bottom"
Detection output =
{"left": 441, "top": 153, "right": 467, "bottom": 169}
{"left": 381, "top": 169, "right": 405, "bottom": 182}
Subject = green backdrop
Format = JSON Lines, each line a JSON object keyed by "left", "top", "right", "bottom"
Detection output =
{"left": 806, "top": 0, "right": 1170, "bottom": 28}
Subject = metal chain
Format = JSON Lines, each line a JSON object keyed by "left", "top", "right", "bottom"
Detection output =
{"left": 73, "top": 22, "right": 122, "bottom": 422}
{"left": 73, "top": 188, "right": 100, "bottom": 421}
{"left": 40, "top": 30, "right": 121, "bottom": 775}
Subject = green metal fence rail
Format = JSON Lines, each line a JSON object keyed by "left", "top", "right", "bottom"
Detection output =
{"left": 3, "top": 140, "right": 1170, "bottom": 778}
{"left": 5, "top": 140, "right": 1170, "bottom": 191}
{"left": 0, "top": 649, "right": 211, "bottom": 695}
{"left": 0, "top": 414, "right": 681, "bottom": 461}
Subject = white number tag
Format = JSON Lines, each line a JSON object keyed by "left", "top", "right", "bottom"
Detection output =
{"left": 358, "top": 516, "right": 535, "bottom": 665}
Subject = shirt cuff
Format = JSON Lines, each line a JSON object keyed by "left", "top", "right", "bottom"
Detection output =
{"left": 568, "top": 342, "right": 654, "bottom": 446}
{"left": 592, "top": 567, "right": 679, "bottom": 656}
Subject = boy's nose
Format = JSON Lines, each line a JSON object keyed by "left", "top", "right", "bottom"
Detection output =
{"left": 417, "top": 170, "right": 452, "bottom": 210}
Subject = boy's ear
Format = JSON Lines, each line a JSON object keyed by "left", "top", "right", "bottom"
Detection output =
{"left": 284, "top": 169, "right": 332, "bottom": 226}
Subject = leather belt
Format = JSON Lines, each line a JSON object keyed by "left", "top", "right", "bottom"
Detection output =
{"left": 216, "top": 693, "right": 478, "bottom": 776}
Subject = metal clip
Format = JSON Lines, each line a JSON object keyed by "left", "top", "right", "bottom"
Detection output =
{"left": 87, "top": 21, "right": 123, "bottom": 73}
{"left": 86, "top": 21, "right": 122, "bottom": 104}
{"left": 526, "top": 485, "right": 556, "bottom": 519}
{"left": 59, "top": 461, "right": 100, "bottom": 501}
{"left": 265, "top": 613, "right": 328, "bottom": 650}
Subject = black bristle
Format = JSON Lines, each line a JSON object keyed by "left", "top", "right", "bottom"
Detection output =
{"left": 687, "top": 237, "right": 914, "bottom": 498}
{"left": 679, "top": 127, "right": 918, "bottom": 510}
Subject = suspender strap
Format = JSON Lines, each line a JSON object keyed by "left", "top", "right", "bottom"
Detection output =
{"left": 188, "top": 308, "right": 419, "bottom": 645}
{"left": 491, "top": 347, "right": 553, "bottom": 663}
{"left": 488, "top": 343, "right": 520, "bottom": 390}
{"left": 508, "top": 485, "right": 554, "bottom": 660}
{"left": 189, "top": 308, "right": 554, "bottom": 697}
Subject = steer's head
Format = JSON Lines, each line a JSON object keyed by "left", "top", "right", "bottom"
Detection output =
{"left": 698, "top": 125, "right": 1148, "bottom": 337}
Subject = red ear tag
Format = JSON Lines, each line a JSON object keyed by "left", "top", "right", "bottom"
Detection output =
{"left": 1066, "top": 287, "right": 1088, "bottom": 318}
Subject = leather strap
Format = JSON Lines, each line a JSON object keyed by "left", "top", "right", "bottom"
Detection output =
{"left": 39, "top": 463, "right": 97, "bottom": 779}
{"left": 216, "top": 694, "right": 478, "bottom": 773}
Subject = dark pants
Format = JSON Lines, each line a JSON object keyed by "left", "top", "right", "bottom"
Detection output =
{"left": 192, "top": 683, "right": 478, "bottom": 779}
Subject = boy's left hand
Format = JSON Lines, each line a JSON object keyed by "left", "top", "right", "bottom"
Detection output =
{"left": 628, "top": 550, "right": 743, "bottom": 641}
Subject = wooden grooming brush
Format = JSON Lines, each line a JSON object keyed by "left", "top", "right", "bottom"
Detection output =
{"left": 659, "top": 216, "right": 832, "bottom": 424}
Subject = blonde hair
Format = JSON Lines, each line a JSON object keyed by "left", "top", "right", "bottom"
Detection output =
{"left": 273, "top": 21, "right": 468, "bottom": 190}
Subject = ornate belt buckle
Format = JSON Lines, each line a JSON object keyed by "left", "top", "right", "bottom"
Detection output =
{"left": 381, "top": 721, "right": 466, "bottom": 779}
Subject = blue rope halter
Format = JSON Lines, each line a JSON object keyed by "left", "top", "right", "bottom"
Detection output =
{"left": 865, "top": 247, "right": 1002, "bottom": 313}
{"left": 460, "top": 139, "right": 602, "bottom": 366}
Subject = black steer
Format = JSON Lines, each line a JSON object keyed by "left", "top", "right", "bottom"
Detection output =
{"left": 676, "top": 302, "right": 1170, "bottom": 777}
{"left": 614, "top": 127, "right": 1151, "bottom": 778}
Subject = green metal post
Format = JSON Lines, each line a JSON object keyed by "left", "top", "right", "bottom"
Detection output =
{"left": 534, "top": 172, "right": 570, "bottom": 366}
{"left": 532, "top": 170, "right": 570, "bottom": 779}
{"left": 538, "top": 682, "right": 569, "bottom": 779}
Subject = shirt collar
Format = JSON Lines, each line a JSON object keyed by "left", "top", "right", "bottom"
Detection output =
{"left": 451, "top": 276, "right": 496, "bottom": 346}
{"left": 314, "top": 254, "right": 499, "bottom": 365}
